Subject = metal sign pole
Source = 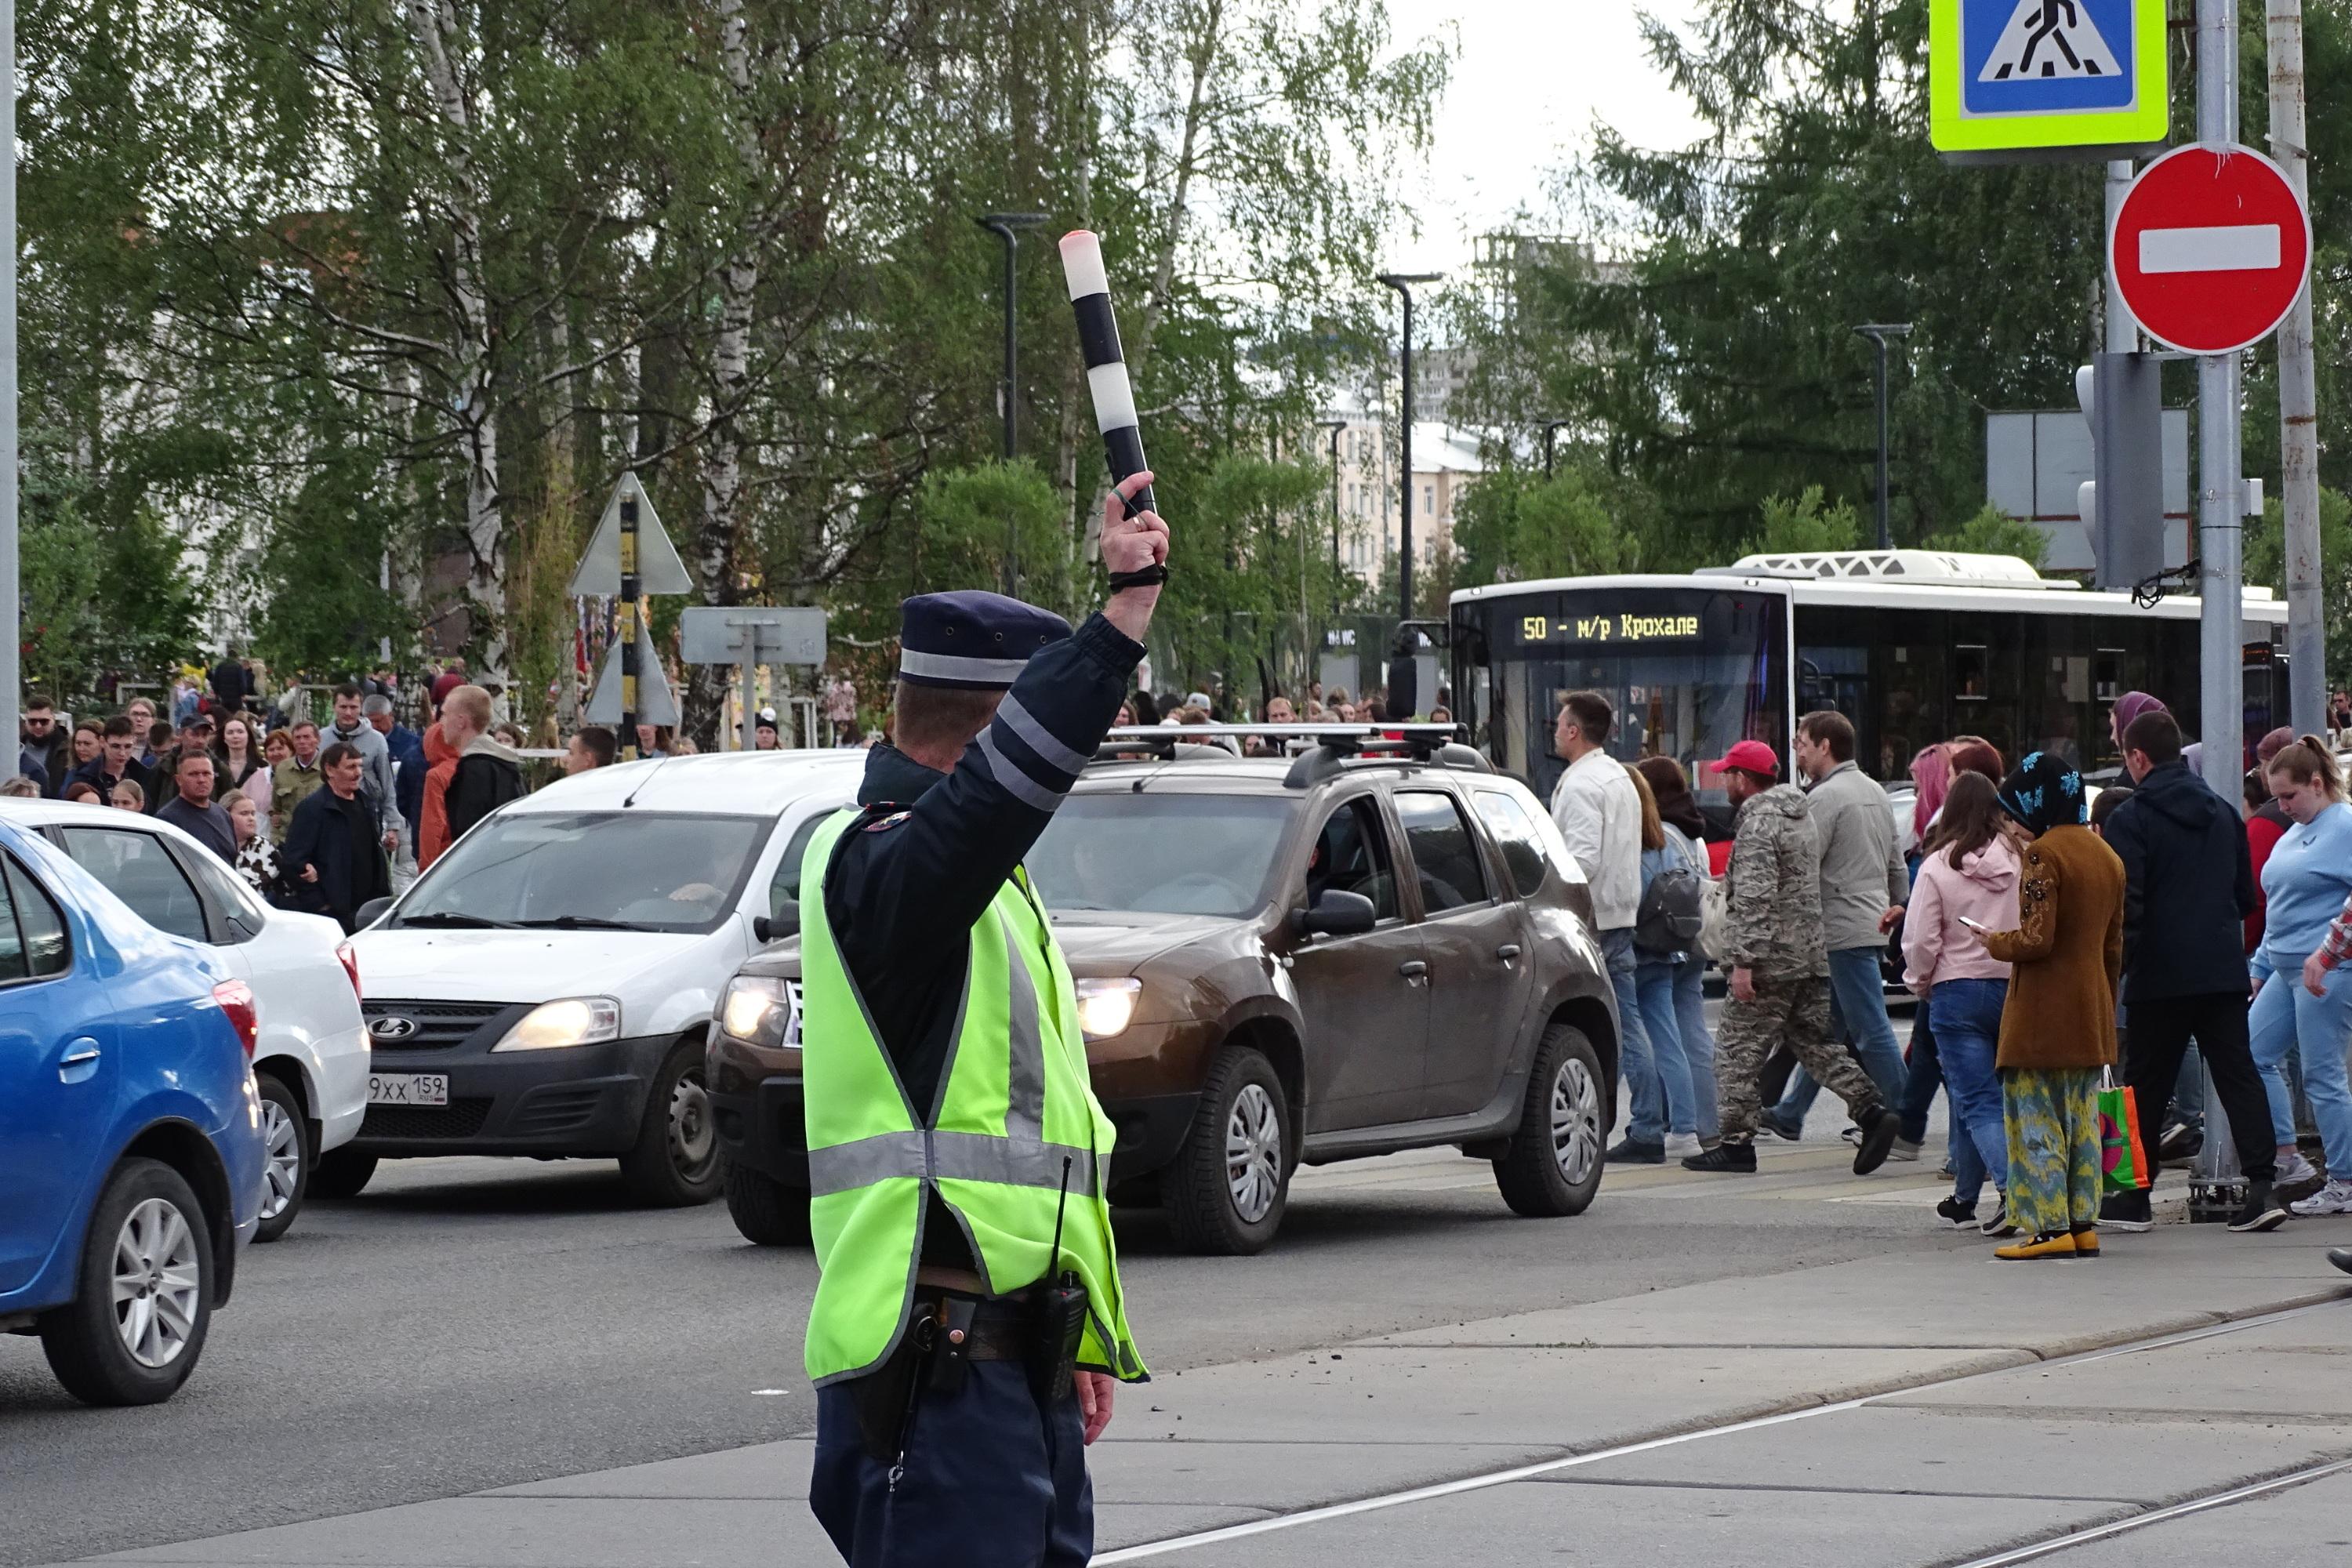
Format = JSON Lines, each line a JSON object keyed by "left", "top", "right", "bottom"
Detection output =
{"left": 0, "top": 0, "right": 20, "bottom": 771}
{"left": 2190, "top": 0, "right": 2246, "bottom": 1221}
{"left": 619, "top": 486, "right": 641, "bottom": 760}
{"left": 739, "top": 628, "right": 757, "bottom": 753}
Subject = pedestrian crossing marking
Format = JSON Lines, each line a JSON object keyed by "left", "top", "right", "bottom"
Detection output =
{"left": 1978, "top": 0, "right": 2121, "bottom": 82}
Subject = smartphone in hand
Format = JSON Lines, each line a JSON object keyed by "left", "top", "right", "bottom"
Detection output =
{"left": 1958, "top": 915, "right": 1990, "bottom": 935}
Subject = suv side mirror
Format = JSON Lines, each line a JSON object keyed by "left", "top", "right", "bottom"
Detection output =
{"left": 754, "top": 906, "right": 800, "bottom": 945}
{"left": 355, "top": 896, "right": 394, "bottom": 930}
{"left": 1294, "top": 889, "right": 1377, "bottom": 938}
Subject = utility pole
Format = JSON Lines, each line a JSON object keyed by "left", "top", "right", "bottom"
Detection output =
{"left": 2103, "top": 162, "right": 2136, "bottom": 356}
{"left": 2195, "top": 0, "right": 2245, "bottom": 803}
{"left": 977, "top": 212, "right": 1048, "bottom": 596}
{"left": 1377, "top": 273, "right": 1440, "bottom": 621}
{"left": 1852, "top": 325, "right": 1913, "bottom": 551}
{"left": 2269, "top": 0, "right": 2325, "bottom": 735}
{"left": 1316, "top": 418, "right": 1346, "bottom": 675}
{"left": 0, "top": 0, "right": 19, "bottom": 768}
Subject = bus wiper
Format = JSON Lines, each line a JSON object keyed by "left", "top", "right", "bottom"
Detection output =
{"left": 512, "top": 916, "right": 654, "bottom": 932}
{"left": 397, "top": 912, "right": 524, "bottom": 929}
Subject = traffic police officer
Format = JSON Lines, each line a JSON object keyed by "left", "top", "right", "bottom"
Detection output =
{"left": 803, "top": 471, "right": 1169, "bottom": 1567}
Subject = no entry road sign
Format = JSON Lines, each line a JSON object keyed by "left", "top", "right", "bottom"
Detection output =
{"left": 1930, "top": 0, "right": 2168, "bottom": 160}
{"left": 2111, "top": 143, "right": 2313, "bottom": 356}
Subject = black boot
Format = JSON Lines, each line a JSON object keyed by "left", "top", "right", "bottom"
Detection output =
{"left": 2099, "top": 1189, "right": 2153, "bottom": 1232}
{"left": 1682, "top": 1139, "right": 1758, "bottom": 1174}
{"left": 2228, "top": 1179, "right": 2287, "bottom": 1233}
{"left": 1851, "top": 1105, "right": 1901, "bottom": 1175}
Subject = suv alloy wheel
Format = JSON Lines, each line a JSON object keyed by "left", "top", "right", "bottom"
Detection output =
{"left": 1494, "top": 1022, "right": 1606, "bottom": 1218}
{"left": 1165, "top": 1047, "right": 1291, "bottom": 1255}
{"left": 40, "top": 1159, "right": 214, "bottom": 1406}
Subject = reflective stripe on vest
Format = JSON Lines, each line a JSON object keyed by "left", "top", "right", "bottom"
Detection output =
{"left": 797, "top": 808, "right": 1145, "bottom": 1387}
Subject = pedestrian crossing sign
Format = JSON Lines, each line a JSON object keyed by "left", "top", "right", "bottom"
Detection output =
{"left": 1930, "top": 0, "right": 2168, "bottom": 160}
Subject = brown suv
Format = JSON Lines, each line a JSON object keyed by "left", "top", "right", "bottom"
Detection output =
{"left": 706, "top": 733, "right": 1621, "bottom": 1254}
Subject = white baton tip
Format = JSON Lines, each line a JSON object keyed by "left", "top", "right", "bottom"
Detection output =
{"left": 1059, "top": 230, "right": 1109, "bottom": 301}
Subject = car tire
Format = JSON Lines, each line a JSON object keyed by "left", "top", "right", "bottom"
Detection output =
{"left": 1494, "top": 1022, "right": 1606, "bottom": 1218}
{"left": 620, "top": 1043, "right": 725, "bottom": 1207}
{"left": 39, "top": 1158, "right": 213, "bottom": 1407}
{"left": 1164, "top": 1047, "right": 1290, "bottom": 1256}
{"left": 252, "top": 1073, "right": 311, "bottom": 1243}
{"left": 309, "top": 1149, "right": 379, "bottom": 1200}
{"left": 723, "top": 1160, "right": 812, "bottom": 1246}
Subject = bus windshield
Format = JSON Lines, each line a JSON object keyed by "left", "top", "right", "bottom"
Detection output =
{"left": 1452, "top": 585, "right": 1788, "bottom": 805}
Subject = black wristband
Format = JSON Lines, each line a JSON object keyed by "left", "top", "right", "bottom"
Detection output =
{"left": 1107, "top": 564, "right": 1169, "bottom": 591}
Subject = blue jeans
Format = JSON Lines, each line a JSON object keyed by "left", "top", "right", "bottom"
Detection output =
{"left": 2250, "top": 965, "right": 2352, "bottom": 1174}
{"left": 1673, "top": 951, "right": 1719, "bottom": 1140}
{"left": 1635, "top": 958, "right": 1700, "bottom": 1138}
{"left": 1773, "top": 946, "right": 1907, "bottom": 1123}
{"left": 1929, "top": 978, "right": 2009, "bottom": 1205}
{"left": 1898, "top": 1005, "right": 1943, "bottom": 1145}
{"left": 1602, "top": 927, "right": 1659, "bottom": 1144}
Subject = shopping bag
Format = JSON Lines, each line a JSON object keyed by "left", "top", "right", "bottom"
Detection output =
{"left": 2096, "top": 1081, "right": 2150, "bottom": 1192}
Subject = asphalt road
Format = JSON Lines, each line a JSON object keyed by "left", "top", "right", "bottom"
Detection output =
{"left": 0, "top": 1082, "right": 1955, "bottom": 1567}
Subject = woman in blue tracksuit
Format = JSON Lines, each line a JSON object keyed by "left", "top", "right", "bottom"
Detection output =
{"left": 1634, "top": 757, "right": 1719, "bottom": 1154}
{"left": 2249, "top": 736, "right": 2352, "bottom": 1216}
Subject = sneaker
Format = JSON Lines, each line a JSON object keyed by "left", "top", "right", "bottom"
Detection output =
{"left": 1606, "top": 1137, "right": 1665, "bottom": 1165}
{"left": 2278, "top": 1152, "right": 2321, "bottom": 1186}
{"left": 1887, "top": 1138, "right": 1922, "bottom": 1163}
{"left": 2290, "top": 1178, "right": 2352, "bottom": 1217}
{"left": 1979, "top": 1192, "right": 2020, "bottom": 1238}
{"left": 1934, "top": 1196, "right": 1978, "bottom": 1228}
{"left": 1662, "top": 1132, "right": 1704, "bottom": 1160}
{"left": 1839, "top": 1124, "right": 1864, "bottom": 1147}
{"left": 1994, "top": 1230, "right": 2078, "bottom": 1261}
{"left": 1682, "top": 1140, "right": 1759, "bottom": 1174}
{"left": 1759, "top": 1112, "right": 1803, "bottom": 1142}
{"left": 2100, "top": 1189, "right": 2154, "bottom": 1232}
{"left": 2229, "top": 1179, "right": 2288, "bottom": 1232}
{"left": 1938, "top": 1159, "right": 1955, "bottom": 1179}
{"left": 1852, "top": 1108, "right": 1903, "bottom": 1175}
{"left": 2158, "top": 1122, "right": 2203, "bottom": 1163}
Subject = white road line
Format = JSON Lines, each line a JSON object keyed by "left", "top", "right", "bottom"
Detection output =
{"left": 2139, "top": 223, "right": 2282, "bottom": 274}
{"left": 1090, "top": 1297, "right": 2352, "bottom": 1563}
{"left": 1947, "top": 1455, "right": 2352, "bottom": 1567}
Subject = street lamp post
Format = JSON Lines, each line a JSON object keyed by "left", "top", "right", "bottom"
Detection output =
{"left": 1541, "top": 419, "right": 1570, "bottom": 480}
{"left": 1377, "top": 273, "right": 1442, "bottom": 622}
{"left": 977, "top": 212, "right": 1048, "bottom": 594}
{"left": 1851, "top": 324, "right": 1912, "bottom": 551}
{"left": 1, "top": 0, "right": 18, "bottom": 765}
{"left": 1315, "top": 419, "right": 1347, "bottom": 678}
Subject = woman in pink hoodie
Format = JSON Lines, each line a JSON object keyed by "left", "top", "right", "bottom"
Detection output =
{"left": 1903, "top": 771, "right": 2022, "bottom": 1236}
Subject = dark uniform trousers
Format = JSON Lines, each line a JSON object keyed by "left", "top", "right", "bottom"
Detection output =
{"left": 812, "top": 1362, "right": 1091, "bottom": 1568}
{"left": 1715, "top": 972, "right": 1882, "bottom": 1141}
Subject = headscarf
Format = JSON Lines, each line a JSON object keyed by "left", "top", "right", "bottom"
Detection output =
{"left": 2112, "top": 691, "right": 2168, "bottom": 736}
{"left": 1909, "top": 744, "right": 1952, "bottom": 843}
{"left": 1996, "top": 750, "right": 2088, "bottom": 837}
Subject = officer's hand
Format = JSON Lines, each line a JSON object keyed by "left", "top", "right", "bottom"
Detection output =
{"left": 1100, "top": 471, "right": 1169, "bottom": 580}
{"left": 1076, "top": 1370, "right": 1115, "bottom": 1445}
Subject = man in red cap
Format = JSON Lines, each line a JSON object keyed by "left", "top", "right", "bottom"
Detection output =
{"left": 1682, "top": 740, "right": 1904, "bottom": 1175}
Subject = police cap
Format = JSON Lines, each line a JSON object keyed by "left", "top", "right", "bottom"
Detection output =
{"left": 897, "top": 591, "right": 1072, "bottom": 691}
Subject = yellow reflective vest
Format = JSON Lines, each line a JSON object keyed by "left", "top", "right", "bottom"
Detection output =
{"left": 799, "top": 810, "right": 1145, "bottom": 1387}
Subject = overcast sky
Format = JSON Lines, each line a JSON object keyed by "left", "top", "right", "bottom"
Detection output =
{"left": 1376, "top": 0, "right": 1711, "bottom": 273}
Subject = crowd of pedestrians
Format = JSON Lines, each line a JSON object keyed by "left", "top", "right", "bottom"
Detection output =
{"left": 1555, "top": 684, "right": 2352, "bottom": 1260}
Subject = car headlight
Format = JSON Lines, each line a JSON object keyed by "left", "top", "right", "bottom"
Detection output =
{"left": 720, "top": 975, "right": 800, "bottom": 1051}
{"left": 491, "top": 996, "right": 622, "bottom": 1052}
{"left": 1074, "top": 978, "right": 1142, "bottom": 1040}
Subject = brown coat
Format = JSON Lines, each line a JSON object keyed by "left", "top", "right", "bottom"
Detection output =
{"left": 1981, "top": 824, "right": 2125, "bottom": 1070}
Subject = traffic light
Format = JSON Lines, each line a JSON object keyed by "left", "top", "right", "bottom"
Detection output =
{"left": 2074, "top": 352, "right": 2165, "bottom": 591}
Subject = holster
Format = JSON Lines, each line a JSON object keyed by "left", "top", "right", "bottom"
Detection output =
{"left": 849, "top": 1314, "right": 934, "bottom": 1464}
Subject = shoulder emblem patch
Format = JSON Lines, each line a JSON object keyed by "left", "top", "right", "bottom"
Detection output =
{"left": 863, "top": 810, "right": 912, "bottom": 833}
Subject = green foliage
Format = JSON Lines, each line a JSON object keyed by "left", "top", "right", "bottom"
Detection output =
{"left": 19, "top": 466, "right": 106, "bottom": 706}
{"left": 1749, "top": 488, "right": 1861, "bottom": 555}
{"left": 1149, "top": 454, "right": 1339, "bottom": 699}
{"left": 1923, "top": 503, "right": 2047, "bottom": 569}
{"left": 910, "top": 462, "right": 1075, "bottom": 612}
{"left": 2243, "top": 488, "right": 2352, "bottom": 689}
{"left": 248, "top": 452, "right": 405, "bottom": 681}
{"left": 1450, "top": 463, "right": 1650, "bottom": 585}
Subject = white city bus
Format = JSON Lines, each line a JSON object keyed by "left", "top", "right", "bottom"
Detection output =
{"left": 1447, "top": 550, "right": 2290, "bottom": 807}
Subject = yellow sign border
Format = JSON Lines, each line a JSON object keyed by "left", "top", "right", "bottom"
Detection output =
{"left": 1929, "top": 0, "right": 2169, "bottom": 154}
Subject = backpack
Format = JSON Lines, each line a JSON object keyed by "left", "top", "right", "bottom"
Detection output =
{"left": 1634, "top": 826, "right": 1707, "bottom": 956}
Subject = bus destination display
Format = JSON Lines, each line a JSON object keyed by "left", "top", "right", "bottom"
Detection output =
{"left": 1515, "top": 611, "right": 1704, "bottom": 645}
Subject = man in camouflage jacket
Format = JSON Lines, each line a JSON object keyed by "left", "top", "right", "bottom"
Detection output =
{"left": 1681, "top": 741, "right": 1904, "bottom": 1175}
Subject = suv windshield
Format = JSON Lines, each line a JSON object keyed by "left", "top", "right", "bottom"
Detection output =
{"left": 1029, "top": 795, "right": 1290, "bottom": 916}
{"left": 397, "top": 811, "right": 767, "bottom": 934}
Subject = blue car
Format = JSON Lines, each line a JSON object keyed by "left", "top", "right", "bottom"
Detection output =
{"left": 0, "top": 817, "right": 264, "bottom": 1406}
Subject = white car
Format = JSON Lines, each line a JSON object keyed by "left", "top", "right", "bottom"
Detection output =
{"left": 2, "top": 800, "right": 369, "bottom": 1242}
{"left": 337, "top": 750, "right": 863, "bottom": 1206}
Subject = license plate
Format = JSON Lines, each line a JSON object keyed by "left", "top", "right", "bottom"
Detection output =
{"left": 368, "top": 1073, "right": 448, "bottom": 1107}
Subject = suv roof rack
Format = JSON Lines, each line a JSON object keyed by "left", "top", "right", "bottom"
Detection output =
{"left": 1092, "top": 724, "right": 1492, "bottom": 789}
